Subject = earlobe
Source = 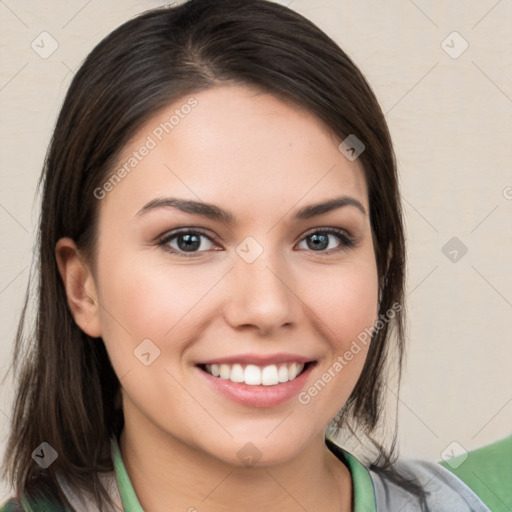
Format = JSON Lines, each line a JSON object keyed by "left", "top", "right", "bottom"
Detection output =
{"left": 55, "top": 237, "right": 102, "bottom": 338}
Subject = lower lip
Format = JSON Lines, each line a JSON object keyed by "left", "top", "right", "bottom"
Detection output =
{"left": 197, "top": 363, "right": 315, "bottom": 408}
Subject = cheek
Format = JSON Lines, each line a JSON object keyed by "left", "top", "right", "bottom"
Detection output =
{"left": 294, "top": 261, "right": 378, "bottom": 421}
{"left": 93, "top": 255, "right": 219, "bottom": 415}
{"left": 94, "top": 251, "right": 225, "bottom": 356}
{"left": 301, "top": 259, "right": 379, "bottom": 348}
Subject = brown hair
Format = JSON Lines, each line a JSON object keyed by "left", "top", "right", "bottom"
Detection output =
{"left": 2, "top": 0, "right": 422, "bottom": 508}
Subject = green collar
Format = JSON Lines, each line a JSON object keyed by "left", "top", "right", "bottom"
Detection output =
{"left": 111, "top": 438, "right": 144, "bottom": 512}
{"left": 111, "top": 436, "right": 377, "bottom": 512}
{"left": 325, "top": 436, "right": 377, "bottom": 512}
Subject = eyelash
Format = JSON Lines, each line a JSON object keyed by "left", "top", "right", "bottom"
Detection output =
{"left": 156, "top": 227, "right": 357, "bottom": 259}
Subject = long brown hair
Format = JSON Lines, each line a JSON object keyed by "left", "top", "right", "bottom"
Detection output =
{"left": 2, "top": 0, "right": 419, "bottom": 508}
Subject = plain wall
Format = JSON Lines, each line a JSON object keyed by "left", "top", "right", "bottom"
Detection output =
{"left": 1, "top": 0, "right": 511, "bottom": 499}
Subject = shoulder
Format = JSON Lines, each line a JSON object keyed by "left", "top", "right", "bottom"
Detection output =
{"left": 440, "top": 434, "right": 512, "bottom": 478}
{"left": 369, "top": 457, "right": 491, "bottom": 511}
{"left": 440, "top": 434, "right": 512, "bottom": 511}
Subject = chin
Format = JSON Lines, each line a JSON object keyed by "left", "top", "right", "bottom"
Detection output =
{"left": 205, "top": 429, "right": 313, "bottom": 469}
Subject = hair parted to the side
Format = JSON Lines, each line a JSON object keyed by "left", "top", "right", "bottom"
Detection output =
{"left": 2, "top": 0, "right": 423, "bottom": 509}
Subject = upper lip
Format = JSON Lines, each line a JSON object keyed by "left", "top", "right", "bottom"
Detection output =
{"left": 197, "top": 353, "right": 316, "bottom": 366}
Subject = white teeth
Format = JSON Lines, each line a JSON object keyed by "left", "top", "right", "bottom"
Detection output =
{"left": 230, "top": 364, "right": 244, "bottom": 383}
{"left": 219, "top": 364, "right": 230, "bottom": 379}
{"left": 277, "top": 364, "right": 289, "bottom": 382}
{"left": 203, "top": 362, "right": 305, "bottom": 386}
{"left": 244, "top": 365, "right": 261, "bottom": 385}
{"left": 289, "top": 362, "right": 299, "bottom": 380}
{"left": 261, "top": 365, "right": 279, "bottom": 385}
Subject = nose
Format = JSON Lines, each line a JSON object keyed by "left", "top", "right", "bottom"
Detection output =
{"left": 222, "top": 248, "right": 301, "bottom": 336}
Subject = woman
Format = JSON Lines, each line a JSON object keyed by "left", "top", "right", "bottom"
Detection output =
{"left": 1, "top": 0, "right": 489, "bottom": 510}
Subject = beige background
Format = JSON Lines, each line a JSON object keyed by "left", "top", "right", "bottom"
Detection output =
{"left": 1, "top": 0, "right": 511, "bottom": 499}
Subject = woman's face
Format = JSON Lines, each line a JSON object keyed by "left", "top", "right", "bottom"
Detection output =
{"left": 89, "top": 84, "right": 379, "bottom": 465}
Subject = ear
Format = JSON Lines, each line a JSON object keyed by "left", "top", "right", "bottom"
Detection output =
{"left": 55, "top": 237, "right": 102, "bottom": 338}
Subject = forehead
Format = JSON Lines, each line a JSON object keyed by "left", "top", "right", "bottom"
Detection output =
{"left": 100, "top": 84, "right": 368, "bottom": 220}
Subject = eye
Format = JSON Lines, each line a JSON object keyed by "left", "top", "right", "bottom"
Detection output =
{"left": 157, "top": 227, "right": 356, "bottom": 258}
{"left": 296, "top": 228, "right": 356, "bottom": 254}
{"left": 157, "top": 229, "right": 219, "bottom": 258}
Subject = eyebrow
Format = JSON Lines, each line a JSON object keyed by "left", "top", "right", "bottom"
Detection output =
{"left": 136, "top": 195, "right": 366, "bottom": 223}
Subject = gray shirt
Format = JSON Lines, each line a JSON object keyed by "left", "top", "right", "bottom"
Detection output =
{"left": 370, "top": 459, "right": 491, "bottom": 511}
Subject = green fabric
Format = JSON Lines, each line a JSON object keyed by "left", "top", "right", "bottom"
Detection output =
{"left": 0, "top": 496, "right": 68, "bottom": 512}
{"left": 342, "top": 451, "right": 378, "bottom": 511}
{"left": 111, "top": 435, "right": 377, "bottom": 512}
{"left": 1, "top": 436, "right": 377, "bottom": 511}
{"left": 111, "top": 437, "right": 145, "bottom": 511}
{"left": 325, "top": 435, "right": 377, "bottom": 512}
{"left": 0, "top": 500, "right": 21, "bottom": 512}
{"left": 440, "top": 434, "right": 512, "bottom": 512}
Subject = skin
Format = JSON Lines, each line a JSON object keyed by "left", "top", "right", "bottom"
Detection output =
{"left": 56, "top": 84, "right": 379, "bottom": 512}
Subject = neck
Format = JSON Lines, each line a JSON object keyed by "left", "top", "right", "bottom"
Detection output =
{"left": 119, "top": 420, "right": 352, "bottom": 512}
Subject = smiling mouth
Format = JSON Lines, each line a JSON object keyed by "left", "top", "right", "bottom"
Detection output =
{"left": 198, "top": 361, "right": 314, "bottom": 386}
